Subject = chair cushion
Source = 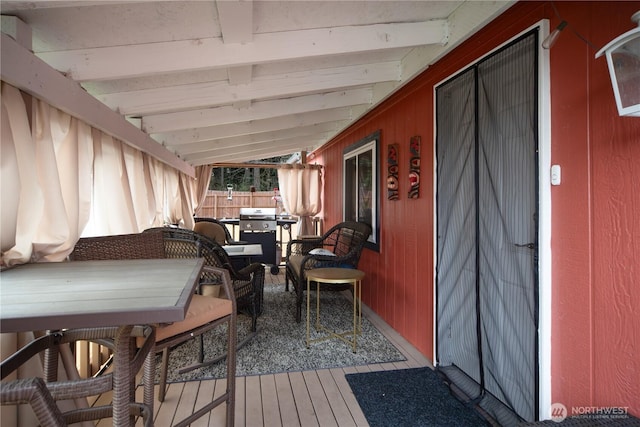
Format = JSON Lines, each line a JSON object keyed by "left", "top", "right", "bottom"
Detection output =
{"left": 154, "top": 294, "right": 232, "bottom": 343}
{"left": 200, "top": 283, "right": 222, "bottom": 298}
{"left": 309, "top": 248, "right": 336, "bottom": 256}
{"left": 194, "top": 221, "right": 227, "bottom": 245}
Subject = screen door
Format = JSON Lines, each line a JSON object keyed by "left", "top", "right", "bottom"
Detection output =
{"left": 436, "top": 30, "right": 539, "bottom": 423}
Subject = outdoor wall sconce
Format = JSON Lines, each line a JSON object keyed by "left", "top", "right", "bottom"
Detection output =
{"left": 596, "top": 11, "right": 640, "bottom": 117}
{"left": 542, "top": 20, "right": 567, "bottom": 49}
{"left": 227, "top": 184, "right": 233, "bottom": 200}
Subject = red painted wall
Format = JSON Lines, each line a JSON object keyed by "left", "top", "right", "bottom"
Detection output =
{"left": 313, "top": 1, "right": 640, "bottom": 417}
{"left": 549, "top": 1, "right": 640, "bottom": 415}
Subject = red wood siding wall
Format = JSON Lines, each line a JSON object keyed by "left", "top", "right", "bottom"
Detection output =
{"left": 313, "top": 1, "right": 640, "bottom": 416}
{"left": 548, "top": 1, "right": 640, "bottom": 414}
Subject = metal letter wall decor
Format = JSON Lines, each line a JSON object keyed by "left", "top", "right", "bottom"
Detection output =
{"left": 408, "top": 136, "right": 421, "bottom": 199}
{"left": 387, "top": 143, "right": 399, "bottom": 200}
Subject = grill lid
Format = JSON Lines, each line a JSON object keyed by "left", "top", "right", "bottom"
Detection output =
{"left": 239, "top": 208, "right": 277, "bottom": 231}
{"left": 239, "top": 208, "right": 276, "bottom": 220}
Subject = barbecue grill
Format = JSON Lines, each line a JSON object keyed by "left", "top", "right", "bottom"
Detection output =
{"left": 239, "top": 208, "right": 279, "bottom": 274}
{"left": 239, "top": 207, "right": 277, "bottom": 231}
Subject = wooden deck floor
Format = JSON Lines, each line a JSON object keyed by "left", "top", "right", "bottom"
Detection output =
{"left": 98, "top": 270, "right": 432, "bottom": 427}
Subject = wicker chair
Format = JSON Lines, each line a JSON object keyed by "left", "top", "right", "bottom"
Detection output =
{"left": 285, "top": 221, "right": 372, "bottom": 322}
{"left": 1, "top": 326, "right": 155, "bottom": 426}
{"left": 146, "top": 227, "right": 265, "bottom": 332}
{"left": 194, "top": 216, "right": 247, "bottom": 245}
{"left": 69, "top": 230, "right": 237, "bottom": 426}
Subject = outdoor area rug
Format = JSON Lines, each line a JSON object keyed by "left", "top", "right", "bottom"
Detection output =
{"left": 161, "top": 282, "right": 406, "bottom": 382}
{"left": 345, "top": 367, "right": 489, "bottom": 427}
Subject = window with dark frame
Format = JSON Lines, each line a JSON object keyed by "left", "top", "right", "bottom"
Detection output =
{"left": 343, "top": 130, "right": 380, "bottom": 251}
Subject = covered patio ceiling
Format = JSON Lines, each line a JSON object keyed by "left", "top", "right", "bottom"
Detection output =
{"left": 1, "top": 0, "right": 513, "bottom": 170}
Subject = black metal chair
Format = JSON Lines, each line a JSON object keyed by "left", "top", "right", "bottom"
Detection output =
{"left": 285, "top": 221, "right": 372, "bottom": 322}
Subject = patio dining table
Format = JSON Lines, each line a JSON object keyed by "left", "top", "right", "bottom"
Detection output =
{"left": 0, "top": 258, "right": 204, "bottom": 426}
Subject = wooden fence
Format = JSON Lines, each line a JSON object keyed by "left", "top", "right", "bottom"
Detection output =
{"left": 196, "top": 190, "right": 282, "bottom": 219}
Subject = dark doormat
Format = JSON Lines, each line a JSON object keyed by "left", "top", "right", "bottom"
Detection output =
{"left": 345, "top": 367, "right": 489, "bottom": 427}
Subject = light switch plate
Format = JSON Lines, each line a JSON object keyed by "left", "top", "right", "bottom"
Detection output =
{"left": 551, "top": 165, "right": 561, "bottom": 185}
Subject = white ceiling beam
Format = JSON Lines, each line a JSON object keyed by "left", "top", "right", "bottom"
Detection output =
{"left": 0, "top": 32, "right": 194, "bottom": 177}
{"left": 228, "top": 65, "right": 253, "bottom": 85}
{"left": 216, "top": 0, "right": 253, "bottom": 44}
{"left": 218, "top": 0, "right": 254, "bottom": 98}
{"left": 99, "top": 62, "right": 398, "bottom": 115}
{"left": 187, "top": 136, "right": 328, "bottom": 165}
{"left": 1, "top": 16, "right": 32, "bottom": 50}
{"left": 142, "top": 87, "right": 372, "bottom": 133}
{"left": 37, "top": 20, "right": 448, "bottom": 81}
{"left": 155, "top": 106, "right": 359, "bottom": 145}
{"left": 172, "top": 121, "right": 348, "bottom": 155}
{"left": 0, "top": 1, "right": 138, "bottom": 10}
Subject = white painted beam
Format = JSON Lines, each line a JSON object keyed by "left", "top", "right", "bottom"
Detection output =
{"left": 142, "top": 88, "right": 372, "bottom": 133}
{"left": 228, "top": 65, "right": 253, "bottom": 85}
{"left": 187, "top": 136, "right": 328, "bottom": 165}
{"left": 98, "top": 62, "right": 398, "bottom": 115}
{"left": 0, "top": 33, "right": 194, "bottom": 177}
{"left": 0, "top": 1, "right": 135, "bottom": 10}
{"left": 216, "top": 0, "right": 253, "bottom": 44}
{"left": 171, "top": 121, "right": 348, "bottom": 155}
{"left": 155, "top": 107, "right": 356, "bottom": 145}
{"left": 1, "top": 16, "right": 32, "bottom": 50}
{"left": 37, "top": 20, "right": 448, "bottom": 81}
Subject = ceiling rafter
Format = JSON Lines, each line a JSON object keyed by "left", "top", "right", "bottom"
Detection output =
{"left": 36, "top": 20, "right": 448, "bottom": 82}
{"left": 170, "top": 121, "right": 348, "bottom": 156}
{"left": 98, "top": 62, "right": 399, "bottom": 116}
{"left": 142, "top": 88, "right": 373, "bottom": 133}
{"left": 186, "top": 136, "right": 328, "bottom": 165}
{"left": 155, "top": 106, "right": 362, "bottom": 145}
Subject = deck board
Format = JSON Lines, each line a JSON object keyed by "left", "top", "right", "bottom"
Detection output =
{"left": 260, "top": 374, "right": 281, "bottom": 426}
{"left": 274, "top": 372, "right": 301, "bottom": 427}
{"left": 289, "top": 371, "right": 318, "bottom": 427}
{"left": 317, "top": 369, "right": 356, "bottom": 427}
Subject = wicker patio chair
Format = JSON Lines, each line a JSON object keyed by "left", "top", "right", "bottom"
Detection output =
{"left": 194, "top": 216, "right": 247, "bottom": 245}
{"left": 1, "top": 324, "right": 155, "bottom": 426}
{"left": 285, "top": 221, "right": 372, "bottom": 322}
{"left": 146, "top": 227, "right": 265, "bottom": 332}
{"left": 69, "top": 231, "right": 237, "bottom": 426}
{"left": 0, "top": 377, "right": 66, "bottom": 427}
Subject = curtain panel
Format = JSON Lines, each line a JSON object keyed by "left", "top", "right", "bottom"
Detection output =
{"left": 193, "top": 164, "right": 213, "bottom": 216}
{"left": 277, "top": 164, "right": 322, "bottom": 235}
{"left": 1, "top": 81, "right": 196, "bottom": 267}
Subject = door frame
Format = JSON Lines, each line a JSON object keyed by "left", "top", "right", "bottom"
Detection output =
{"left": 431, "top": 19, "right": 552, "bottom": 420}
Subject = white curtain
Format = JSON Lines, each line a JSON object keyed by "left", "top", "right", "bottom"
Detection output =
{"left": 277, "top": 164, "right": 322, "bottom": 235}
{"left": 1, "top": 80, "right": 198, "bottom": 256}
{"left": 178, "top": 171, "right": 196, "bottom": 230}
{"left": 147, "top": 156, "right": 167, "bottom": 227}
{"left": 1, "top": 82, "right": 93, "bottom": 266}
{"left": 89, "top": 131, "right": 139, "bottom": 236}
{"left": 193, "top": 164, "right": 213, "bottom": 217}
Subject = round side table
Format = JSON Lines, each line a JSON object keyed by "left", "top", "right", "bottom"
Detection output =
{"left": 305, "top": 267, "right": 365, "bottom": 353}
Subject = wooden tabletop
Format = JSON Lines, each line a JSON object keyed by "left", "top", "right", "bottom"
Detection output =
{"left": 0, "top": 258, "right": 204, "bottom": 333}
{"left": 306, "top": 267, "right": 365, "bottom": 283}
